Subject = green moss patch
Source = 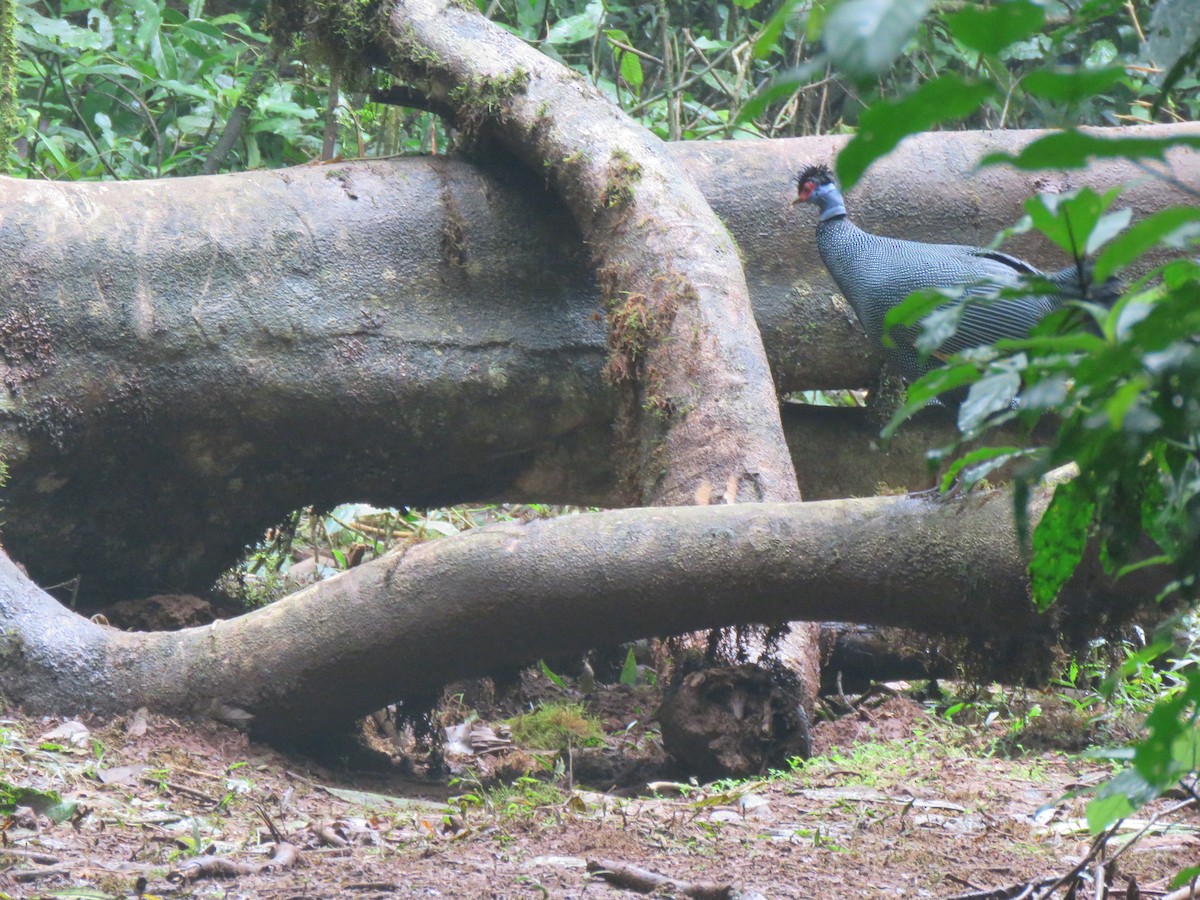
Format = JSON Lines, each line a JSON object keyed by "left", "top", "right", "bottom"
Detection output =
{"left": 506, "top": 702, "right": 604, "bottom": 751}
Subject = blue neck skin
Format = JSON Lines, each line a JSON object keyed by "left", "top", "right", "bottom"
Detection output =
{"left": 811, "top": 181, "right": 846, "bottom": 222}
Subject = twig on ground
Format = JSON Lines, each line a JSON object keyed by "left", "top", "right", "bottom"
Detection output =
{"left": 943, "top": 876, "right": 1064, "bottom": 899}
{"left": 315, "top": 821, "right": 351, "bottom": 848}
{"left": 7, "top": 862, "right": 159, "bottom": 882}
{"left": 586, "top": 858, "right": 734, "bottom": 899}
{"left": 1033, "top": 822, "right": 1121, "bottom": 899}
{"left": 143, "top": 778, "right": 218, "bottom": 805}
{"left": 0, "top": 847, "right": 61, "bottom": 864}
{"left": 1163, "top": 880, "right": 1200, "bottom": 900}
{"left": 6, "top": 865, "right": 83, "bottom": 882}
{"left": 1024, "top": 795, "right": 1200, "bottom": 900}
{"left": 258, "top": 804, "right": 286, "bottom": 844}
{"left": 1100, "top": 797, "right": 1198, "bottom": 871}
{"left": 167, "top": 841, "right": 300, "bottom": 883}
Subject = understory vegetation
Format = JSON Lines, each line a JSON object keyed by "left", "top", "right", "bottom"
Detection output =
{"left": 2, "top": 0, "right": 1200, "bottom": 891}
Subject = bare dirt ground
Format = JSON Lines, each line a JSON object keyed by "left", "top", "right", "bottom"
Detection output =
{"left": 1, "top": 691, "right": 1197, "bottom": 900}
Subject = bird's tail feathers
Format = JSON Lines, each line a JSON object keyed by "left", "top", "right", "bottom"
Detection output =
{"left": 1044, "top": 262, "right": 1123, "bottom": 306}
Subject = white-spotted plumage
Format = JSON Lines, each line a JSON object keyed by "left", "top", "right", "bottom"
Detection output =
{"left": 796, "top": 163, "right": 1092, "bottom": 385}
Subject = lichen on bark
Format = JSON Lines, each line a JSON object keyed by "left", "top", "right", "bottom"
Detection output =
{"left": 0, "top": 0, "right": 18, "bottom": 153}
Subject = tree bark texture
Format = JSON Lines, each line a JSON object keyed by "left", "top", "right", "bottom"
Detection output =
{"left": 0, "top": 126, "right": 1196, "bottom": 601}
{"left": 380, "top": 0, "right": 799, "bottom": 509}
{"left": 0, "top": 482, "right": 1162, "bottom": 749}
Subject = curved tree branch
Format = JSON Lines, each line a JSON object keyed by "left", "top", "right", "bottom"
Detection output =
{"left": 382, "top": 0, "right": 799, "bottom": 509}
{"left": 0, "top": 480, "right": 1164, "bottom": 749}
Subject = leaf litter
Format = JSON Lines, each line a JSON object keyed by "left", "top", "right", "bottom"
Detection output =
{"left": 0, "top": 694, "right": 1195, "bottom": 898}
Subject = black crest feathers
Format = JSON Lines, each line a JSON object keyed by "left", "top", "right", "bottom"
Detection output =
{"left": 796, "top": 163, "right": 835, "bottom": 186}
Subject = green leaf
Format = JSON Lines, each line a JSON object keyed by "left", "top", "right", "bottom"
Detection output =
{"left": 1171, "top": 867, "right": 1200, "bottom": 890}
{"left": 1133, "top": 670, "right": 1200, "bottom": 785}
{"left": 914, "top": 303, "right": 967, "bottom": 355}
{"left": 39, "top": 135, "right": 72, "bottom": 174}
{"left": 957, "top": 370, "right": 1020, "bottom": 435}
{"left": 882, "top": 288, "right": 954, "bottom": 343}
{"left": 1084, "top": 207, "right": 1132, "bottom": 256}
{"left": 86, "top": 9, "right": 114, "bottom": 49}
{"left": 996, "top": 330, "right": 1106, "bottom": 355}
{"left": 544, "top": 0, "right": 603, "bottom": 45}
{"left": 881, "top": 363, "right": 981, "bottom": 438}
{"left": 982, "top": 130, "right": 1200, "bottom": 171}
{"left": 1084, "top": 38, "right": 1118, "bottom": 69}
{"left": 0, "top": 782, "right": 78, "bottom": 823}
{"left": 16, "top": 8, "right": 106, "bottom": 49}
{"left": 1020, "top": 372, "right": 1069, "bottom": 409}
{"left": 1023, "top": 66, "right": 1126, "bottom": 103}
{"left": 133, "top": 0, "right": 164, "bottom": 50}
{"left": 738, "top": 60, "right": 828, "bottom": 121}
{"left": 822, "top": 0, "right": 931, "bottom": 81}
{"left": 1002, "top": 33, "right": 1050, "bottom": 61}
{"left": 943, "top": 0, "right": 1044, "bottom": 56}
{"left": 1095, "top": 207, "right": 1200, "bottom": 282}
{"left": 1085, "top": 781, "right": 1135, "bottom": 833}
{"left": 605, "top": 30, "right": 644, "bottom": 94}
{"left": 538, "top": 659, "right": 567, "bottom": 690}
{"left": 940, "top": 445, "right": 1024, "bottom": 493}
{"left": 754, "top": 0, "right": 804, "bottom": 59}
{"left": 149, "top": 32, "right": 179, "bottom": 81}
{"left": 1023, "top": 186, "right": 1121, "bottom": 258}
{"left": 1105, "top": 377, "right": 1149, "bottom": 430}
{"left": 1029, "top": 478, "right": 1094, "bottom": 609}
{"left": 837, "top": 76, "right": 996, "bottom": 188}
{"left": 619, "top": 647, "right": 639, "bottom": 686}
{"left": 180, "top": 20, "right": 225, "bottom": 40}
{"left": 515, "top": 0, "right": 545, "bottom": 29}
{"left": 1114, "top": 554, "right": 1171, "bottom": 578}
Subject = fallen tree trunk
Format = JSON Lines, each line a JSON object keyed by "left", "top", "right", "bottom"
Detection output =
{"left": 1, "top": 126, "right": 1196, "bottom": 600}
{"left": 0, "top": 481, "right": 1162, "bottom": 749}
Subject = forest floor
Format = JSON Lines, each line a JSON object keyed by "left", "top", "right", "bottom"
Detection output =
{"left": 1, "top": 680, "right": 1198, "bottom": 900}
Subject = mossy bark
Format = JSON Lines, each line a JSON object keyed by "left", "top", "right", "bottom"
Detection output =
{"left": 379, "top": 0, "right": 801, "bottom": 511}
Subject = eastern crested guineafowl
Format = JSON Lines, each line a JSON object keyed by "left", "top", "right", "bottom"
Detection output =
{"left": 794, "top": 163, "right": 1109, "bottom": 389}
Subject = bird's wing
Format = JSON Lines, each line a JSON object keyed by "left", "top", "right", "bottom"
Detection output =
{"left": 971, "top": 249, "right": 1043, "bottom": 277}
{"left": 935, "top": 293, "right": 1061, "bottom": 357}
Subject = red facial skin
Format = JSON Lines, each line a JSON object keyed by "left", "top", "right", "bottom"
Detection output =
{"left": 797, "top": 180, "right": 815, "bottom": 202}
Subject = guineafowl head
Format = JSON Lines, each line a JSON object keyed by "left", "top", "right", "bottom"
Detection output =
{"left": 794, "top": 164, "right": 845, "bottom": 221}
{"left": 795, "top": 163, "right": 835, "bottom": 202}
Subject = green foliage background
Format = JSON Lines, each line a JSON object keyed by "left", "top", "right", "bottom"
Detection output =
{"left": 4, "top": 0, "right": 1197, "bottom": 177}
